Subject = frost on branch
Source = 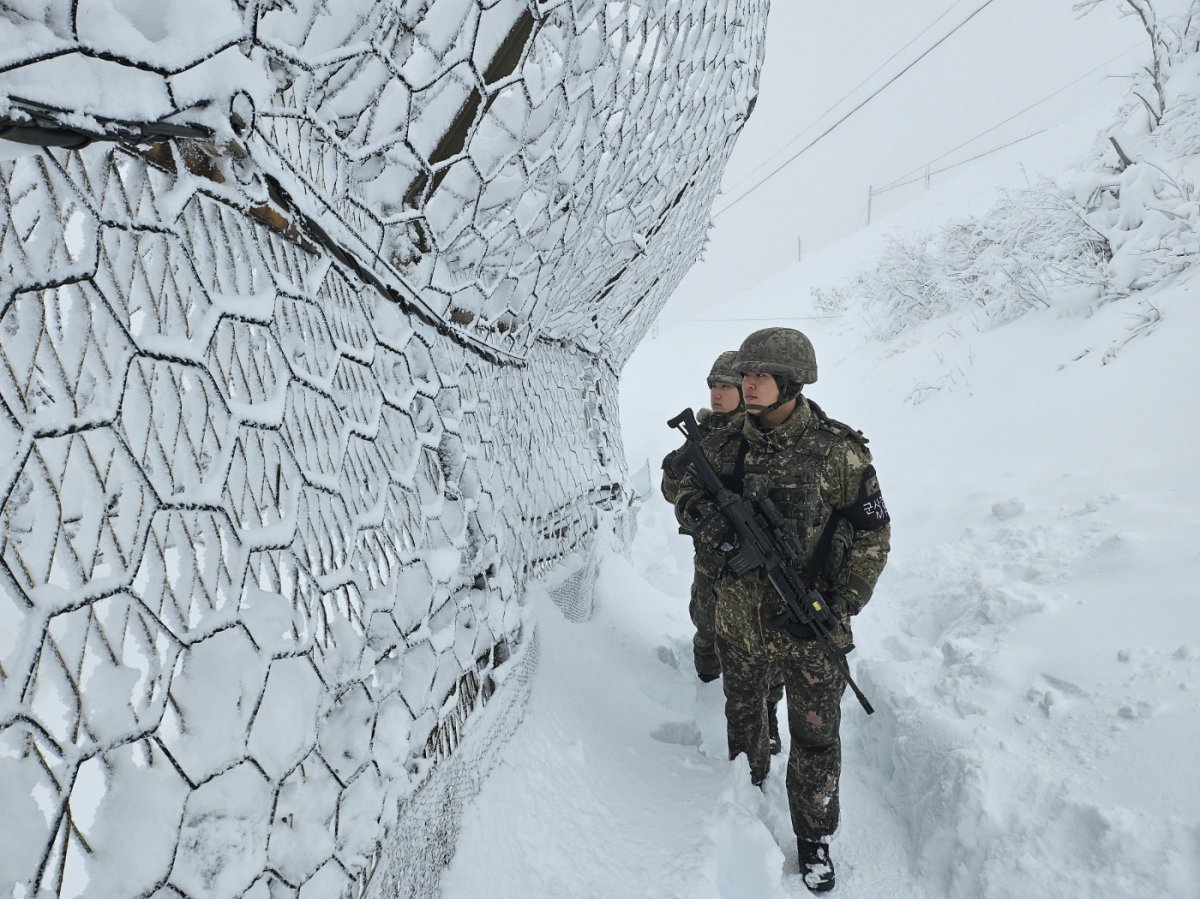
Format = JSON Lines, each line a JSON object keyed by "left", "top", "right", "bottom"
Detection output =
{"left": 0, "top": 1, "right": 768, "bottom": 896}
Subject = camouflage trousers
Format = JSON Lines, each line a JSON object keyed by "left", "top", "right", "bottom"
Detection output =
{"left": 689, "top": 568, "right": 721, "bottom": 679}
{"left": 717, "top": 634, "right": 847, "bottom": 841}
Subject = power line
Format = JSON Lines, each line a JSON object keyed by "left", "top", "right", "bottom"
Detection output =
{"left": 875, "top": 42, "right": 1141, "bottom": 193}
{"left": 724, "top": 0, "right": 973, "bottom": 194}
{"left": 873, "top": 128, "right": 1048, "bottom": 196}
{"left": 713, "top": 0, "right": 1005, "bottom": 219}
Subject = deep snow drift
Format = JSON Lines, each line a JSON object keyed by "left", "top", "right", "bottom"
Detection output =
{"left": 443, "top": 103, "right": 1200, "bottom": 899}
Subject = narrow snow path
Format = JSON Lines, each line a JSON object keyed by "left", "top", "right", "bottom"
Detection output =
{"left": 442, "top": 528, "right": 931, "bottom": 899}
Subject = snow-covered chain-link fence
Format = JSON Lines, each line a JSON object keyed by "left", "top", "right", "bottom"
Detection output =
{"left": 0, "top": 1, "right": 766, "bottom": 896}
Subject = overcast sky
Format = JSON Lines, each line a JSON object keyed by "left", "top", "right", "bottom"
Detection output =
{"left": 666, "top": 0, "right": 1142, "bottom": 315}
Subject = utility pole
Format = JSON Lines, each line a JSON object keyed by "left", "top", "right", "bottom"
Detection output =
{"left": 797, "top": 236, "right": 802, "bottom": 262}
{"left": 866, "top": 185, "right": 873, "bottom": 226}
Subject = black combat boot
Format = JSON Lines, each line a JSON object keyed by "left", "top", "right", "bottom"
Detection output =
{"left": 768, "top": 702, "right": 782, "bottom": 755}
{"left": 797, "top": 840, "right": 835, "bottom": 892}
{"left": 693, "top": 636, "right": 721, "bottom": 683}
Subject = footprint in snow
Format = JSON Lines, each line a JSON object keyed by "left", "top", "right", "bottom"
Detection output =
{"left": 654, "top": 644, "right": 680, "bottom": 670}
{"left": 650, "top": 720, "right": 702, "bottom": 747}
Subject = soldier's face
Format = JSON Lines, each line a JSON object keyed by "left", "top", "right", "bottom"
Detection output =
{"left": 710, "top": 383, "right": 740, "bottom": 414}
{"left": 741, "top": 372, "right": 779, "bottom": 413}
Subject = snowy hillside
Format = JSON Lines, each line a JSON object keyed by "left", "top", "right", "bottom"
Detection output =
{"left": 443, "top": 21, "right": 1200, "bottom": 899}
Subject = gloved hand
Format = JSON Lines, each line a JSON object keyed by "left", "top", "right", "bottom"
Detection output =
{"left": 680, "top": 492, "right": 718, "bottom": 523}
{"left": 742, "top": 473, "right": 770, "bottom": 501}
{"left": 767, "top": 591, "right": 847, "bottom": 641}
{"left": 825, "top": 590, "right": 851, "bottom": 623}
{"left": 692, "top": 511, "right": 732, "bottom": 549}
{"left": 681, "top": 494, "right": 731, "bottom": 548}
{"left": 772, "top": 615, "right": 817, "bottom": 641}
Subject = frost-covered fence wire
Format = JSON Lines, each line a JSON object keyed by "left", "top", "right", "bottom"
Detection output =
{"left": 360, "top": 608, "right": 540, "bottom": 899}
{"left": 547, "top": 546, "right": 602, "bottom": 624}
{"left": 0, "top": 1, "right": 767, "bottom": 896}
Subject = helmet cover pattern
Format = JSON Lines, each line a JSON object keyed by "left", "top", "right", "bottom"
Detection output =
{"left": 707, "top": 350, "right": 742, "bottom": 387}
{"left": 733, "top": 327, "right": 817, "bottom": 385}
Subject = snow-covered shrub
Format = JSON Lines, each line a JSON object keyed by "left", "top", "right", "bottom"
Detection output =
{"left": 1068, "top": 39, "right": 1200, "bottom": 293}
{"left": 814, "top": 187, "right": 1112, "bottom": 340}
{"left": 1067, "top": 1, "right": 1200, "bottom": 289}
{"left": 1075, "top": 0, "right": 1200, "bottom": 129}
{"left": 1070, "top": 153, "right": 1200, "bottom": 292}
{"left": 815, "top": 0, "right": 1200, "bottom": 339}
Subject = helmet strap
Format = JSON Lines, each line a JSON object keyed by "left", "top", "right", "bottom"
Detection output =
{"left": 746, "top": 377, "right": 801, "bottom": 416}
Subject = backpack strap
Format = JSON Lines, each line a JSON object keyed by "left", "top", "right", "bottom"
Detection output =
{"left": 808, "top": 398, "right": 869, "bottom": 446}
{"left": 728, "top": 435, "right": 751, "bottom": 494}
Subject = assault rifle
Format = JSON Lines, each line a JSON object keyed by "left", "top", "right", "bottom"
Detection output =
{"left": 667, "top": 407, "right": 874, "bottom": 714}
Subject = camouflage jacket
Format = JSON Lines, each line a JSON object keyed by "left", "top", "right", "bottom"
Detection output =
{"left": 661, "top": 408, "right": 742, "bottom": 576}
{"left": 672, "top": 397, "right": 890, "bottom": 646}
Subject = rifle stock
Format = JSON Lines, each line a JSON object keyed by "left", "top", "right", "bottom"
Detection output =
{"left": 668, "top": 407, "right": 874, "bottom": 715}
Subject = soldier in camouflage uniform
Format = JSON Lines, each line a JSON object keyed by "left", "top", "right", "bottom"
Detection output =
{"left": 672, "top": 328, "right": 890, "bottom": 893}
{"left": 661, "top": 351, "right": 742, "bottom": 682}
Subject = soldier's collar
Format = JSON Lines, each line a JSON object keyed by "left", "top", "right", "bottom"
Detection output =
{"left": 742, "top": 398, "right": 814, "bottom": 449}
{"left": 708, "top": 408, "right": 742, "bottom": 427}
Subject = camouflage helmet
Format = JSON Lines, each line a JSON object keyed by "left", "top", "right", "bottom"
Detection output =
{"left": 733, "top": 327, "right": 817, "bottom": 386}
{"left": 707, "top": 350, "right": 741, "bottom": 388}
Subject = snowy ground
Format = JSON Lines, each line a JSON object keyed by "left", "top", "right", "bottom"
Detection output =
{"left": 443, "top": 97, "right": 1200, "bottom": 896}
{"left": 440, "top": 546, "right": 931, "bottom": 899}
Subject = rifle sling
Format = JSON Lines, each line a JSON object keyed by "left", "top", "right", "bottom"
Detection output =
{"left": 805, "top": 510, "right": 844, "bottom": 589}
{"left": 729, "top": 436, "right": 750, "bottom": 494}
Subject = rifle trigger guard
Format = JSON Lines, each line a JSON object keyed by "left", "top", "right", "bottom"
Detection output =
{"left": 766, "top": 611, "right": 791, "bottom": 632}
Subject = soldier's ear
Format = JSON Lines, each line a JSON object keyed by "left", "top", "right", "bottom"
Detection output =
{"left": 776, "top": 377, "right": 801, "bottom": 402}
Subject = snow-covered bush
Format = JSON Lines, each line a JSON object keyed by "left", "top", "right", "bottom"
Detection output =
{"left": 813, "top": 187, "right": 1112, "bottom": 339}
{"left": 815, "top": 0, "right": 1200, "bottom": 339}
{"left": 1074, "top": 0, "right": 1200, "bottom": 129}
{"left": 1069, "top": 151, "right": 1200, "bottom": 292}
{"left": 1067, "top": 1, "right": 1200, "bottom": 292}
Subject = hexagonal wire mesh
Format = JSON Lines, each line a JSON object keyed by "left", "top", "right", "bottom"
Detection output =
{"left": 0, "top": 0, "right": 767, "bottom": 895}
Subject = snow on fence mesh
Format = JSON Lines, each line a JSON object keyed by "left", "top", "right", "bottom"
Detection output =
{"left": 0, "top": 1, "right": 766, "bottom": 896}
